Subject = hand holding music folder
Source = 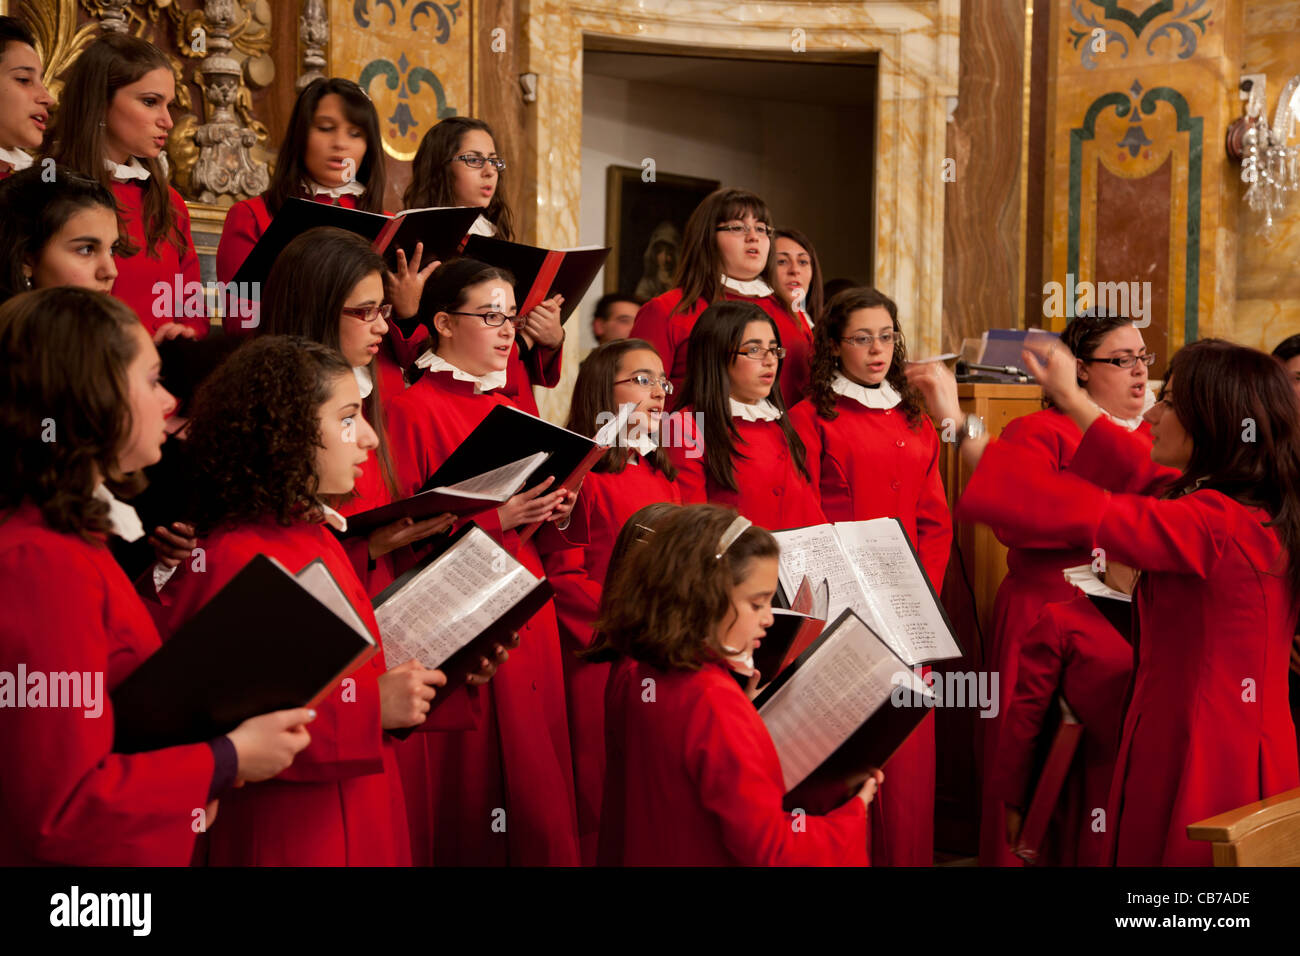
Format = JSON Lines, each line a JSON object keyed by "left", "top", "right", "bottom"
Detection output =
{"left": 753, "top": 609, "right": 935, "bottom": 815}
{"left": 111, "top": 555, "right": 379, "bottom": 753}
{"left": 461, "top": 234, "right": 610, "bottom": 322}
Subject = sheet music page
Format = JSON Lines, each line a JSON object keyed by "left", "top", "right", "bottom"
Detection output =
{"left": 439, "top": 451, "right": 550, "bottom": 500}
{"left": 834, "top": 518, "right": 962, "bottom": 666}
{"left": 772, "top": 525, "right": 870, "bottom": 627}
{"left": 758, "top": 614, "right": 918, "bottom": 792}
{"left": 1062, "top": 564, "right": 1133, "bottom": 603}
{"left": 295, "top": 562, "right": 374, "bottom": 643}
{"left": 375, "top": 527, "right": 538, "bottom": 668}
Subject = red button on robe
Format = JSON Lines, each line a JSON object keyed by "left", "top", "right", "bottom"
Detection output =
{"left": 540, "top": 458, "right": 682, "bottom": 864}
{"left": 598, "top": 656, "right": 868, "bottom": 865}
{"left": 958, "top": 417, "right": 1300, "bottom": 866}
{"left": 667, "top": 408, "right": 825, "bottom": 531}
{"left": 110, "top": 181, "right": 208, "bottom": 338}
{"left": 150, "top": 518, "right": 410, "bottom": 866}
{"left": 385, "top": 368, "right": 580, "bottom": 865}
{"left": 789, "top": 394, "right": 953, "bottom": 866}
{"left": 632, "top": 288, "right": 813, "bottom": 408}
{"left": 0, "top": 504, "right": 215, "bottom": 865}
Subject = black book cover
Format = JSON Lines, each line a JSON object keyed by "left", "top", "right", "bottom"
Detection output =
{"left": 461, "top": 235, "right": 610, "bottom": 322}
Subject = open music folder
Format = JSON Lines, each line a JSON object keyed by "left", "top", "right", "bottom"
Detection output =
{"left": 111, "top": 555, "right": 378, "bottom": 753}
{"left": 771, "top": 518, "right": 962, "bottom": 667}
{"left": 754, "top": 608, "right": 936, "bottom": 815}
{"left": 461, "top": 234, "right": 610, "bottom": 321}
{"left": 753, "top": 575, "right": 828, "bottom": 685}
{"left": 372, "top": 523, "right": 553, "bottom": 708}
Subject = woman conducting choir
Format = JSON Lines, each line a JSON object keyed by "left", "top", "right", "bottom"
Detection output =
{"left": 0, "top": 288, "right": 312, "bottom": 865}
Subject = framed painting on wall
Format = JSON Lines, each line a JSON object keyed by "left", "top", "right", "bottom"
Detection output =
{"left": 605, "top": 166, "right": 719, "bottom": 299}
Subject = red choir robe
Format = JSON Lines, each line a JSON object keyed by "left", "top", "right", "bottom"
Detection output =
{"left": 959, "top": 417, "right": 1300, "bottom": 866}
{"left": 385, "top": 367, "right": 580, "bottom": 865}
{"left": 631, "top": 287, "right": 813, "bottom": 408}
{"left": 110, "top": 180, "right": 208, "bottom": 338}
{"left": 540, "top": 457, "right": 682, "bottom": 864}
{"left": 0, "top": 503, "right": 215, "bottom": 865}
{"left": 789, "top": 389, "right": 952, "bottom": 867}
{"left": 149, "top": 517, "right": 410, "bottom": 866}
{"left": 668, "top": 405, "right": 825, "bottom": 531}
{"left": 598, "top": 656, "right": 869, "bottom": 865}
{"left": 990, "top": 594, "right": 1133, "bottom": 866}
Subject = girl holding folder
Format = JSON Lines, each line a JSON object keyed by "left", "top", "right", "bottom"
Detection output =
{"left": 631, "top": 187, "right": 812, "bottom": 406}
{"left": 590, "top": 504, "right": 879, "bottom": 865}
{"left": 789, "top": 286, "right": 952, "bottom": 867}
{"left": 541, "top": 339, "right": 683, "bottom": 862}
{"left": 0, "top": 289, "right": 313, "bottom": 865}
{"left": 152, "top": 336, "right": 447, "bottom": 865}
{"left": 668, "top": 301, "right": 825, "bottom": 531}
{"left": 43, "top": 35, "right": 206, "bottom": 341}
{"left": 406, "top": 117, "right": 565, "bottom": 417}
{"left": 386, "top": 257, "right": 581, "bottom": 865}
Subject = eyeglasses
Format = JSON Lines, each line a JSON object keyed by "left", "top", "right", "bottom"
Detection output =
{"left": 341, "top": 303, "right": 392, "bottom": 324}
{"left": 445, "top": 309, "right": 522, "bottom": 328}
{"left": 715, "top": 222, "right": 773, "bottom": 239}
{"left": 453, "top": 153, "right": 506, "bottom": 171}
{"left": 1084, "top": 352, "right": 1156, "bottom": 369}
{"left": 734, "top": 345, "right": 787, "bottom": 362}
{"left": 613, "top": 373, "right": 674, "bottom": 394}
{"left": 840, "top": 332, "right": 896, "bottom": 348}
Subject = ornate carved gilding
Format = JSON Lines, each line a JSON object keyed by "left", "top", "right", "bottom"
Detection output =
{"left": 298, "top": 0, "right": 328, "bottom": 92}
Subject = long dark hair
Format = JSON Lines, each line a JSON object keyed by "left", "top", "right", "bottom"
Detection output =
{"left": 1163, "top": 338, "right": 1300, "bottom": 600}
{"left": 774, "top": 227, "right": 824, "bottom": 323}
{"left": 808, "top": 286, "right": 925, "bottom": 427}
{"left": 0, "top": 166, "right": 117, "bottom": 301}
{"left": 182, "top": 336, "right": 354, "bottom": 535}
{"left": 261, "top": 226, "right": 398, "bottom": 499}
{"left": 0, "top": 288, "right": 143, "bottom": 541}
{"left": 672, "top": 188, "right": 776, "bottom": 316}
{"left": 45, "top": 34, "right": 184, "bottom": 260}
{"left": 567, "top": 338, "right": 678, "bottom": 480}
{"left": 263, "top": 77, "right": 387, "bottom": 216}
{"left": 677, "top": 301, "right": 809, "bottom": 491}
{"left": 404, "top": 117, "right": 514, "bottom": 241}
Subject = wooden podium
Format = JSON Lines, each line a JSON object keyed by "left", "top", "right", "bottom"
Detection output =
{"left": 933, "top": 382, "right": 1043, "bottom": 855}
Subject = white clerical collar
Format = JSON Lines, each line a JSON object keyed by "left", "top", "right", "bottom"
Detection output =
{"left": 305, "top": 178, "right": 366, "bottom": 199}
{"left": 105, "top": 156, "right": 151, "bottom": 182}
{"left": 318, "top": 502, "right": 348, "bottom": 533}
{"left": 720, "top": 274, "right": 774, "bottom": 298}
{"left": 1096, "top": 387, "right": 1155, "bottom": 432}
{"left": 729, "top": 397, "right": 782, "bottom": 422}
{"left": 93, "top": 483, "right": 145, "bottom": 542}
{"left": 414, "top": 350, "right": 507, "bottom": 393}
{"left": 832, "top": 372, "right": 901, "bottom": 410}
{"left": 0, "top": 145, "right": 33, "bottom": 171}
{"left": 353, "top": 365, "right": 374, "bottom": 399}
{"left": 468, "top": 213, "right": 497, "bottom": 237}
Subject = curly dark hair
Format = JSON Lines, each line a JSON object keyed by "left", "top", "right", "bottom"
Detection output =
{"left": 182, "top": 335, "right": 353, "bottom": 535}
{"left": 0, "top": 288, "right": 143, "bottom": 541}
{"left": 807, "top": 286, "right": 926, "bottom": 428}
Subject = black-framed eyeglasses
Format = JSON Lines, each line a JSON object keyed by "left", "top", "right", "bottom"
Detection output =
{"left": 734, "top": 345, "right": 786, "bottom": 361}
{"left": 445, "top": 309, "right": 522, "bottom": 328}
{"left": 453, "top": 153, "right": 506, "bottom": 171}
{"left": 1084, "top": 352, "right": 1156, "bottom": 369}
{"left": 614, "top": 373, "right": 674, "bottom": 394}
{"left": 840, "top": 332, "right": 896, "bottom": 348}
{"left": 341, "top": 303, "right": 393, "bottom": 324}
{"left": 715, "top": 222, "right": 772, "bottom": 239}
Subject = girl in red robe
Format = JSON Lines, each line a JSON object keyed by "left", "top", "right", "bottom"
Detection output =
{"left": 589, "top": 503, "right": 879, "bottom": 865}
{"left": 541, "top": 338, "right": 683, "bottom": 862}
{"left": 789, "top": 286, "right": 953, "bottom": 867}
{"left": 965, "top": 312, "right": 1159, "bottom": 866}
{"left": 667, "top": 300, "right": 825, "bottom": 531}
{"left": 0, "top": 288, "right": 312, "bottom": 864}
{"left": 405, "top": 116, "right": 563, "bottom": 416}
{"left": 915, "top": 337, "right": 1300, "bottom": 866}
{"left": 773, "top": 227, "right": 823, "bottom": 336}
{"left": 152, "top": 336, "right": 445, "bottom": 866}
{"left": 631, "top": 187, "right": 812, "bottom": 407}
{"left": 385, "top": 257, "right": 580, "bottom": 865}
{"left": 44, "top": 35, "right": 206, "bottom": 340}
{"left": 0, "top": 17, "right": 52, "bottom": 180}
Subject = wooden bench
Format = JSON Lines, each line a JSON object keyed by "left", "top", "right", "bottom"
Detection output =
{"left": 1187, "top": 786, "right": 1300, "bottom": 865}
